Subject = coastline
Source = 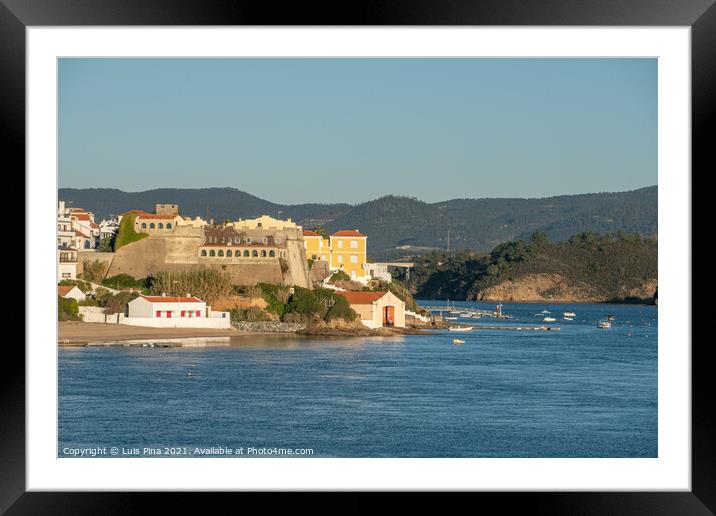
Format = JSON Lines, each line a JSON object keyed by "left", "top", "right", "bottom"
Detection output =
{"left": 58, "top": 321, "right": 428, "bottom": 345}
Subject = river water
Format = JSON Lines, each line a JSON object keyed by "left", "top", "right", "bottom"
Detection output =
{"left": 58, "top": 301, "right": 657, "bottom": 458}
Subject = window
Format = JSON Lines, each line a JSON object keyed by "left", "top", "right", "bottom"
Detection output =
{"left": 155, "top": 311, "right": 161, "bottom": 318}
{"left": 262, "top": 237, "right": 268, "bottom": 244}
{"left": 218, "top": 250, "right": 224, "bottom": 257}
{"left": 261, "top": 250, "right": 267, "bottom": 257}
{"left": 209, "top": 250, "right": 216, "bottom": 257}
{"left": 269, "top": 250, "right": 275, "bottom": 257}
{"left": 181, "top": 311, "right": 186, "bottom": 317}
{"left": 350, "top": 255, "right": 358, "bottom": 264}
{"left": 200, "top": 250, "right": 207, "bottom": 256}
{"left": 195, "top": 310, "right": 201, "bottom": 317}
{"left": 166, "top": 311, "right": 172, "bottom": 318}
{"left": 149, "top": 223, "right": 155, "bottom": 229}
{"left": 141, "top": 223, "right": 147, "bottom": 229}
{"left": 337, "top": 255, "right": 343, "bottom": 263}
{"left": 246, "top": 237, "right": 252, "bottom": 244}
{"left": 243, "top": 250, "right": 249, "bottom": 257}
{"left": 166, "top": 223, "right": 172, "bottom": 229}
{"left": 62, "top": 272, "right": 71, "bottom": 278}
{"left": 350, "top": 240, "right": 358, "bottom": 248}
{"left": 337, "top": 240, "right": 344, "bottom": 248}
{"left": 252, "top": 250, "right": 258, "bottom": 257}
{"left": 275, "top": 238, "right": 281, "bottom": 244}
{"left": 234, "top": 237, "right": 240, "bottom": 243}
{"left": 226, "top": 250, "right": 233, "bottom": 257}
{"left": 158, "top": 223, "right": 164, "bottom": 229}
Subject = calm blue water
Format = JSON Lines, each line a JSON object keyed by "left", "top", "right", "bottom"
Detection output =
{"left": 58, "top": 302, "right": 657, "bottom": 458}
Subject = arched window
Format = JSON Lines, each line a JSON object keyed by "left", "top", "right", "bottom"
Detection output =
{"left": 226, "top": 250, "right": 233, "bottom": 257}
{"left": 275, "top": 238, "right": 281, "bottom": 244}
{"left": 217, "top": 249, "right": 224, "bottom": 257}
{"left": 149, "top": 223, "right": 155, "bottom": 229}
{"left": 158, "top": 223, "right": 164, "bottom": 229}
{"left": 141, "top": 223, "right": 147, "bottom": 229}
{"left": 243, "top": 250, "right": 249, "bottom": 257}
{"left": 260, "top": 250, "right": 267, "bottom": 257}
{"left": 262, "top": 237, "right": 268, "bottom": 244}
{"left": 209, "top": 250, "right": 215, "bottom": 257}
{"left": 166, "top": 223, "right": 172, "bottom": 229}
{"left": 200, "top": 249, "right": 207, "bottom": 256}
{"left": 252, "top": 250, "right": 258, "bottom": 257}
{"left": 269, "top": 250, "right": 275, "bottom": 257}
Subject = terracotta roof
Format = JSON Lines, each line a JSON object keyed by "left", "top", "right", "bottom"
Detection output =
{"left": 75, "top": 230, "right": 89, "bottom": 237}
{"left": 136, "top": 214, "right": 179, "bottom": 220}
{"left": 72, "top": 213, "right": 91, "bottom": 221}
{"left": 90, "top": 222, "right": 99, "bottom": 229}
{"left": 141, "top": 295, "right": 204, "bottom": 303}
{"left": 58, "top": 285, "right": 77, "bottom": 297}
{"left": 303, "top": 230, "right": 321, "bottom": 237}
{"left": 337, "top": 291, "right": 388, "bottom": 305}
{"left": 331, "top": 230, "right": 367, "bottom": 237}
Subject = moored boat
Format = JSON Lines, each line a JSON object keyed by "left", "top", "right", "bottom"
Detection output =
{"left": 449, "top": 326, "right": 473, "bottom": 332}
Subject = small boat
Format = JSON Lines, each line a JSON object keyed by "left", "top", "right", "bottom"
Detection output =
{"left": 543, "top": 317, "right": 557, "bottom": 322}
{"left": 541, "top": 310, "right": 551, "bottom": 313}
{"left": 563, "top": 317, "right": 573, "bottom": 321}
{"left": 606, "top": 314, "right": 616, "bottom": 321}
{"left": 445, "top": 316, "right": 458, "bottom": 320}
{"left": 449, "top": 326, "right": 473, "bottom": 332}
{"left": 597, "top": 320, "right": 612, "bottom": 329}
{"left": 563, "top": 312, "right": 576, "bottom": 317}
{"left": 452, "top": 338, "right": 465, "bottom": 345}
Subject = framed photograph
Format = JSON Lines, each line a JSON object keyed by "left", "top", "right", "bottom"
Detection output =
{"left": 7, "top": 0, "right": 709, "bottom": 512}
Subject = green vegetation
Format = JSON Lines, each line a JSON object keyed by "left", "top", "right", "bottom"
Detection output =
{"left": 397, "top": 231, "right": 657, "bottom": 302}
{"left": 79, "top": 259, "right": 108, "bottom": 283}
{"left": 147, "top": 269, "right": 232, "bottom": 304}
{"left": 328, "top": 270, "right": 351, "bottom": 283}
{"left": 102, "top": 274, "right": 147, "bottom": 291}
{"left": 230, "top": 306, "right": 271, "bottom": 322}
{"left": 58, "top": 296, "right": 80, "bottom": 321}
{"left": 279, "top": 257, "right": 290, "bottom": 275}
{"left": 113, "top": 212, "right": 148, "bottom": 250}
{"left": 59, "top": 279, "right": 92, "bottom": 292}
{"left": 255, "top": 283, "right": 357, "bottom": 323}
{"left": 98, "top": 236, "right": 114, "bottom": 252}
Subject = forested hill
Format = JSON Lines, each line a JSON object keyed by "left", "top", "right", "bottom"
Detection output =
{"left": 59, "top": 186, "right": 657, "bottom": 257}
{"left": 397, "top": 232, "right": 658, "bottom": 304}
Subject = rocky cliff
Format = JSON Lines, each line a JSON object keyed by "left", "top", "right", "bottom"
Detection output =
{"left": 477, "top": 273, "right": 657, "bottom": 304}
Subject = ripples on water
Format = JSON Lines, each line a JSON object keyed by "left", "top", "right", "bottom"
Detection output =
{"left": 59, "top": 302, "right": 657, "bottom": 458}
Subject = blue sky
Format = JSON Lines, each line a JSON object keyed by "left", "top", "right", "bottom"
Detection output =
{"left": 59, "top": 58, "right": 657, "bottom": 204}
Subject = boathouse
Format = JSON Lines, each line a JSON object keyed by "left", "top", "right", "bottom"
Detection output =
{"left": 337, "top": 291, "right": 406, "bottom": 329}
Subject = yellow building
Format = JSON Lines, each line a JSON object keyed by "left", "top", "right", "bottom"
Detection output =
{"left": 303, "top": 230, "right": 331, "bottom": 263}
{"left": 303, "top": 229, "right": 369, "bottom": 281}
{"left": 330, "top": 230, "right": 368, "bottom": 280}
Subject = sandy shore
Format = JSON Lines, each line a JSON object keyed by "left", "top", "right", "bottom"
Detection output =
{"left": 58, "top": 321, "right": 239, "bottom": 345}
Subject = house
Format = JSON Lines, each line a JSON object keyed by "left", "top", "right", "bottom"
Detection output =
{"left": 57, "top": 201, "right": 75, "bottom": 247}
{"left": 123, "top": 294, "right": 231, "bottom": 328}
{"left": 57, "top": 245, "right": 78, "bottom": 281}
{"left": 134, "top": 213, "right": 182, "bottom": 234}
{"left": 303, "top": 228, "right": 369, "bottom": 283}
{"left": 58, "top": 285, "right": 86, "bottom": 302}
{"left": 303, "top": 230, "right": 331, "bottom": 262}
{"left": 337, "top": 291, "right": 405, "bottom": 329}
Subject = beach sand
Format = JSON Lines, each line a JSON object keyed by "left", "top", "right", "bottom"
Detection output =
{"left": 58, "top": 321, "right": 239, "bottom": 345}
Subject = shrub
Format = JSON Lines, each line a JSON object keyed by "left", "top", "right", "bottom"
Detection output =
{"left": 328, "top": 270, "right": 351, "bottom": 283}
{"left": 286, "top": 287, "right": 324, "bottom": 319}
{"left": 79, "top": 259, "right": 108, "bottom": 283}
{"left": 113, "top": 212, "right": 149, "bottom": 250}
{"left": 324, "top": 296, "right": 357, "bottom": 322}
{"left": 102, "top": 274, "right": 144, "bottom": 290}
{"left": 148, "top": 269, "right": 232, "bottom": 304}
{"left": 58, "top": 296, "right": 79, "bottom": 321}
{"left": 230, "top": 307, "right": 271, "bottom": 322}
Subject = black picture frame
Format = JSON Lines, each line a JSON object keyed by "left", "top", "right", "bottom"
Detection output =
{"left": 5, "top": 0, "right": 708, "bottom": 512}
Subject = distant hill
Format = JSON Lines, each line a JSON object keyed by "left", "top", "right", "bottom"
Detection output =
{"left": 59, "top": 186, "right": 657, "bottom": 257}
{"left": 400, "top": 232, "right": 658, "bottom": 304}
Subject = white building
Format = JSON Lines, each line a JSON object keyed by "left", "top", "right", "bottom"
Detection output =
{"left": 123, "top": 294, "right": 231, "bottom": 328}
{"left": 57, "top": 245, "right": 78, "bottom": 281}
{"left": 58, "top": 284, "right": 86, "bottom": 302}
{"left": 99, "top": 217, "right": 121, "bottom": 242}
{"left": 57, "top": 201, "right": 75, "bottom": 247}
{"left": 337, "top": 291, "right": 406, "bottom": 329}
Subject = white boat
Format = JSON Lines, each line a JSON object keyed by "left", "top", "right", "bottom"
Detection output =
{"left": 445, "top": 316, "right": 458, "bottom": 320}
{"left": 543, "top": 317, "right": 557, "bottom": 322}
{"left": 449, "top": 326, "right": 473, "bottom": 332}
{"left": 597, "top": 320, "right": 612, "bottom": 329}
{"left": 452, "top": 339, "right": 465, "bottom": 345}
{"left": 563, "top": 317, "right": 573, "bottom": 321}
{"left": 541, "top": 310, "right": 551, "bottom": 313}
{"left": 563, "top": 312, "right": 576, "bottom": 317}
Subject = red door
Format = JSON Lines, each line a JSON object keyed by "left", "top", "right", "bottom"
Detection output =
{"left": 383, "top": 306, "right": 395, "bottom": 327}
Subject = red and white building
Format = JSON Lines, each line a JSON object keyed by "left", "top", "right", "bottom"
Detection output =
{"left": 123, "top": 294, "right": 231, "bottom": 328}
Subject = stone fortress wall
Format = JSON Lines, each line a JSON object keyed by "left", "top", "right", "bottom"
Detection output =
{"left": 104, "top": 207, "right": 311, "bottom": 288}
